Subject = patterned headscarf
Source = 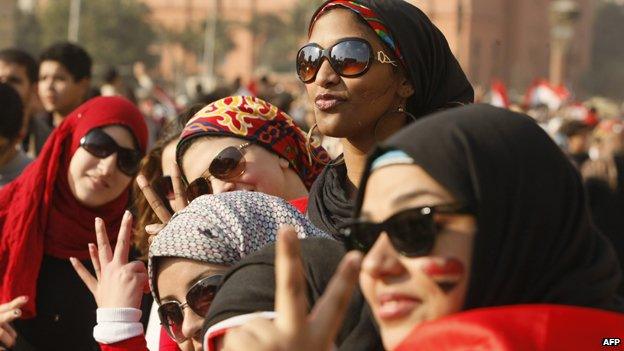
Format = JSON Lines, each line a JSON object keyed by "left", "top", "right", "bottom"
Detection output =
{"left": 310, "top": 0, "right": 404, "bottom": 67}
{"left": 148, "top": 191, "right": 332, "bottom": 301}
{"left": 176, "top": 96, "right": 330, "bottom": 189}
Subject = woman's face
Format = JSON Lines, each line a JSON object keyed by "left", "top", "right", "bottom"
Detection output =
{"left": 181, "top": 137, "right": 291, "bottom": 199}
{"left": 305, "top": 9, "right": 412, "bottom": 142}
{"left": 157, "top": 258, "right": 228, "bottom": 351}
{"left": 359, "top": 164, "right": 476, "bottom": 350}
{"left": 67, "top": 125, "right": 135, "bottom": 208}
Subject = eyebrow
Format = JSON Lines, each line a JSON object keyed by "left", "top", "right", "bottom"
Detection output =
{"left": 391, "top": 189, "right": 447, "bottom": 207}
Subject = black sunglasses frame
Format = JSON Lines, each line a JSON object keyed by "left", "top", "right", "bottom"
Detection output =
{"left": 296, "top": 37, "right": 397, "bottom": 83}
{"left": 79, "top": 128, "right": 142, "bottom": 176}
{"left": 340, "top": 204, "right": 472, "bottom": 257}
{"left": 158, "top": 274, "right": 224, "bottom": 342}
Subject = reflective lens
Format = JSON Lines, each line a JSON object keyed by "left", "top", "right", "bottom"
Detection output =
{"left": 331, "top": 40, "right": 371, "bottom": 77}
{"left": 297, "top": 46, "right": 323, "bottom": 83}
{"left": 185, "top": 143, "right": 249, "bottom": 201}
{"left": 80, "top": 128, "right": 141, "bottom": 176}
{"left": 296, "top": 38, "right": 374, "bottom": 83}
{"left": 208, "top": 146, "right": 246, "bottom": 179}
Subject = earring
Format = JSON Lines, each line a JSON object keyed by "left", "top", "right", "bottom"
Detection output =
{"left": 372, "top": 107, "right": 418, "bottom": 143}
{"left": 305, "top": 123, "right": 345, "bottom": 166}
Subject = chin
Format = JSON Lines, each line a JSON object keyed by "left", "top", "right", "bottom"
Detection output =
{"left": 380, "top": 323, "right": 416, "bottom": 351}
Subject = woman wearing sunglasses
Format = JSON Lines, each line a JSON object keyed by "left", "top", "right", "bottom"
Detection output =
{"left": 220, "top": 105, "right": 624, "bottom": 351}
{"left": 0, "top": 96, "right": 147, "bottom": 350}
{"left": 175, "top": 95, "right": 329, "bottom": 211}
{"left": 300, "top": 0, "right": 473, "bottom": 238}
{"left": 71, "top": 191, "right": 330, "bottom": 351}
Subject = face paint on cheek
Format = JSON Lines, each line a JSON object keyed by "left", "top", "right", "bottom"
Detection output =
{"left": 420, "top": 257, "right": 465, "bottom": 293}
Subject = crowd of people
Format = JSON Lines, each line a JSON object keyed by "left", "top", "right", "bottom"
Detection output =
{"left": 0, "top": 0, "right": 623, "bottom": 350}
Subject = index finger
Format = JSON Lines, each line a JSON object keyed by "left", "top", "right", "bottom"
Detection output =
{"left": 95, "top": 217, "right": 113, "bottom": 265}
{"left": 0, "top": 296, "right": 28, "bottom": 314}
{"left": 137, "top": 174, "right": 172, "bottom": 223}
{"left": 274, "top": 226, "right": 308, "bottom": 335}
{"left": 113, "top": 211, "right": 133, "bottom": 263}
{"left": 170, "top": 162, "right": 188, "bottom": 212}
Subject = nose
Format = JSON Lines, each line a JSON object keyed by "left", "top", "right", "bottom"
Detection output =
{"left": 99, "top": 153, "right": 118, "bottom": 177}
{"left": 181, "top": 307, "right": 203, "bottom": 343}
{"left": 314, "top": 57, "right": 340, "bottom": 88}
{"left": 39, "top": 77, "right": 52, "bottom": 91}
{"left": 361, "top": 233, "right": 406, "bottom": 280}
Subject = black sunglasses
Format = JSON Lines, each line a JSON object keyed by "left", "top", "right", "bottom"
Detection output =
{"left": 296, "top": 37, "right": 398, "bottom": 83}
{"left": 158, "top": 274, "right": 223, "bottom": 342}
{"left": 340, "top": 204, "right": 472, "bottom": 257}
{"left": 185, "top": 142, "right": 251, "bottom": 202}
{"left": 79, "top": 128, "right": 142, "bottom": 176}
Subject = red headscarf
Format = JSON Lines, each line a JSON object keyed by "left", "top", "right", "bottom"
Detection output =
{"left": 0, "top": 96, "right": 148, "bottom": 318}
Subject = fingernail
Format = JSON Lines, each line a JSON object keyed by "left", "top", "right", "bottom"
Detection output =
{"left": 20, "top": 296, "right": 28, "bottom": 302}
{"left": 13, "top": 309, "right": 21, "bottom": 316}
{"left": 124, "top": 210, "right": 131, "bottom": 219}
{"left": 136, "top": 175, "right": 147, "bottom": 187}
{"left": 69, "top": 257, "right": 76, "bottom": 264}
{"left": 95, "top": 217, "right": 102, "bottom": 225}
{"left": 88, "top": 243, "right": 95, "bottom": 251}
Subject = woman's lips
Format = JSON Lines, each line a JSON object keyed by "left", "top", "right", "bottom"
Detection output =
{"left": 315, "top": 94, "right": 346, "bottom": 111}
{"left": 376, "top": 294, "right": 421, "bottom": 321}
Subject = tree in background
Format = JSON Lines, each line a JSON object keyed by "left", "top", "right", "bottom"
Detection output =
{"left": 37, "top": 0, "right": 158, "bottom": 69}
{"left": 583, "top": 1, "right": 624, "bottom": 100}
{"left": 248, "top": 0, "right": 324, "bottom": 73}
{"left": 161, "top": 18, "right": 235, "bottom": 70}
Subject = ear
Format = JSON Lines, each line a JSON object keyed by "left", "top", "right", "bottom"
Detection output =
{"left": 279, "top": 157, "right": 290, "bottom": 169}
{"left": 397, "top": 78, "right": 414, "bottom": 99}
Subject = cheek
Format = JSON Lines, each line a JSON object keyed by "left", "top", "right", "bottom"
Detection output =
{"left": 68, "top": 151, "right": 95, "bottom": 179}
{"left": 419, "top": 257, "right": 465, "bottom": 293}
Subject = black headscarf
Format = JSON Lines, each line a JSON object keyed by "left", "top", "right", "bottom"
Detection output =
{"left": 356, "top": 104, "right": 623, "bottom": 312}
{"left": 307, "top": 0, "right": 474, "bottom": 237}
{"left": 203, "top": 238, "right": 384, "bottom": 351}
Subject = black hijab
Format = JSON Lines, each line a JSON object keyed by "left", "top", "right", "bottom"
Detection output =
{"left": 307, "top": 0, "right": 474, "bottom": 237}
{"left": 203, "top": 238, "right": 384, "bottom": 351}
{"left": 356, "top": 104, "right": 623, "bottom": 312}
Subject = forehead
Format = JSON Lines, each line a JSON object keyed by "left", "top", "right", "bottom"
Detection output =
{"left": 308, "top": 8, "right": 382, "bottom": 48}
{"left": 0, "top": 61, "right": 28, "bottom": 80}
{"left": 362, "top": 164, "right": 455, "bottom": 220}
{"left": 39, "top": 60, "right": 70, "bottom": 75}
{"left": 99, "top": 125, "right": 136, "bottom": 150}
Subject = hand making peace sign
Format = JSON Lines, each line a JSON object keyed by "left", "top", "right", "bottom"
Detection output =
{"left": 70, "top": 211, "right": 148, "bottom": 309}
{"left": 222, "top": 226, "right": 363, "bottom": 351}
{"left": 136, "top": 162, "right": 188, "bottom": 243}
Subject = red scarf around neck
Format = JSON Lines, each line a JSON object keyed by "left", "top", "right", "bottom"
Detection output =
{"left": 0, "top": 96, "right": 148, "bottom": 318}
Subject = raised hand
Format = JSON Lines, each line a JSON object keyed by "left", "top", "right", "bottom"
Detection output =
{"left": 222, "top": 226, "right": 362, "bottom": 351}
{"left": 137, "top": 162, "right": 188, "bottom": 243}
{"left": 70, "top": 211, "right": 148, "bottom": 309}
{"left": 0, "top": 296, "right": 28, "bottom": 349}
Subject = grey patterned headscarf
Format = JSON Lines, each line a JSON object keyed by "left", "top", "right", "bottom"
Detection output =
{"left": 148, "top": 191, "right": 332, "bottom": 301}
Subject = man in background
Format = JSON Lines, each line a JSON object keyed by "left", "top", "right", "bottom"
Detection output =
{"left": 0, "top": 48, "right": 38, "bottom": 156}
{"left": 33, "top": 42, "right": 92, "bottom": 153}
{"left": 0, "top": 83, "right": 32, "bottom": 187}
